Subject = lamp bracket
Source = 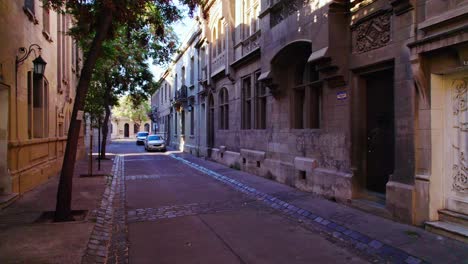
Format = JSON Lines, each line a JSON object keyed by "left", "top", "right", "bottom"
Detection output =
{"left": 16, "top": 44, "right": 42, "bottom": 68}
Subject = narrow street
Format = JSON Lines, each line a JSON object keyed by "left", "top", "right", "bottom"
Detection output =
{"left": 106, "top": 141, "right": 368, "bottom": 264}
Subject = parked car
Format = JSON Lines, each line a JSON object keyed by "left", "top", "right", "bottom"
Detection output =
{"left": 144, "top": 135, "right": 166, "bottom": 152}
{"left": 136, "top": 132, "right": 149, "bottom": 145}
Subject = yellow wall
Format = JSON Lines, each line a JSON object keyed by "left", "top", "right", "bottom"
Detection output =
{"left": 0, "top": 0, "right": 84, "bottom": 194}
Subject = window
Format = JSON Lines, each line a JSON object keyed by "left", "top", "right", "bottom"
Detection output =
{"left": 43, "top": 7, "right": 50, "bottom": 35}
{"left": 28, "top": 71, "right": 49, "bottom": 139}
{"left": 24, "top": 0, "right": 35, "bottom": 15}
{"left": 241, "top": 76, "right": 252, "bottom": 129}
{"left": 72, "top": 41, "right": 80, "bottom": 73}
{"left": 212, "top": 28, "right": 217, "bottom": 58}
{"left": 255, "top": 71, "right": 267, "bottom": 129}
{"left": 190, "top": 103, "right": 195, "bottom": 135}
{"left": 181, "top": 67, "right": 186, "bottom": 86}
{"left": 174, "top": 111, "right": 178, "bottom": 135}
{"left": 175, "top": 74, "right": 178, "bottom": 90}
{"left": 190, "top": 57, "right": 194, "bottom": 86}
{"left": 181, "top": 110, "right": 185, "bottom": 135}
{"left": 243, "top": 0, "right": 259, "bottom": 39}
{"left": 217, "top": 20, "right": 223, "bottom": 54}
{"left": 292, "top": 64, "right": 321, "bottom": 129}
{"left": 219, "top": 88, "right": 229, "bottom": 130}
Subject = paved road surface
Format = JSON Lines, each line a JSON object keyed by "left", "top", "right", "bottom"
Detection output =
{"left": 108, "top": 140, "right": 368, "bottom": 264}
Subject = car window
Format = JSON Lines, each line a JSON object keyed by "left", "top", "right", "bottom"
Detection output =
{"left": 137, "top": 132, "right": 148, "bottom": 137}
{"left": 147, "top": 135, "right": 162, "bottom": 141}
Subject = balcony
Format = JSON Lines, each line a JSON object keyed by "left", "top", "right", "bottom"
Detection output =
{"left": 242, "top": 30, "right": 261, "bottom": 56}
{"left": 211, "top": 51, "right": 226, "bottom": 77}
{"left": 173, "top": 85, "right": 188, "bottom": 108}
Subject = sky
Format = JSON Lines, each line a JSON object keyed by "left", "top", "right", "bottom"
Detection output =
{"left": 148, "top": 4, "right": 197, "bottom": 81}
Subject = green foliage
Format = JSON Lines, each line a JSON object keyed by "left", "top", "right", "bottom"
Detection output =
{"left": 113, "top": 95, "right": 150, "bottom": 125}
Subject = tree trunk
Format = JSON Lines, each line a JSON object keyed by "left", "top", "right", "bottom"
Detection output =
{"left": 54, "top": 9, "right": 114, "bottom": 222}
{"left": 101, "top": 84, "right": 111, "bottom": 159}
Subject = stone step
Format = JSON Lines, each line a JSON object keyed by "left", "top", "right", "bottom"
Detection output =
{"left": 351, "top": 197, "right": 393, "bottom": 220}
{"left": 0, "top": 193, "right": 19, "bottom": 209}
{"left": 439, "top": 209, "right": 468, "bottom": 226}
{"left": 425, "top": 221, "right": 468, "bottom": 243}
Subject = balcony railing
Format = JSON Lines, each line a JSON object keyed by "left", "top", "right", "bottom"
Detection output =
{"left": 175, "top": 85, "right": 188, "bottom": 102}
{"left": 211, "top": 51, "right": 226, "bottom": 76}
{"left": 242, "top": 30, "right": 261, "bottom": 56}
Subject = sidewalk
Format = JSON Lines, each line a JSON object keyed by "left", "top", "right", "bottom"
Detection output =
{"left": 0, "top": 153, "right": 114, "bottom": 264}
{"left": 174, "top": 153, "right": 468, "bottom": 264}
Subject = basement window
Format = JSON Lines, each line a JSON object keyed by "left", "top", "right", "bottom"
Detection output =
{"left": 256, "top": 161, "right": 260, "bottom": 168}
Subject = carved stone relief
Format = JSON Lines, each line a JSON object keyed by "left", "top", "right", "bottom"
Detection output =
{"left": 451, "top": 78, "right": 468, "bottom": 193}
{"left": 352, "top": 13, "right": 391, "bottom": 53}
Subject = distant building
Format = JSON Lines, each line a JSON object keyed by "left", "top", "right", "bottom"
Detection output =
{"left": 151, "top": 0, "right": 468, "bottom": 238}
{"left": 111, "top": 116, "right": 150, "bottom": 139}
{"left": 0, "top": 0, "right": 85, "bottom": 200}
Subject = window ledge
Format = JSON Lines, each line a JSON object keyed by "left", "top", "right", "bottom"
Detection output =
{"left": 23, "top": 7, "right": 38, "bottom": 24}
{"left": 42, "top": 31, "right": 53, "bottom": 42}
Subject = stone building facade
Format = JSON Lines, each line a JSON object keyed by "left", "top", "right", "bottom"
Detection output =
{"left": 110, "top": 116, "right": 150, "bottom": 139}
{"left": 0, "top": 0, "right": 84, "bottom": 200}
{"left": 152, "top": 0, "right": 468, "bottom": 236}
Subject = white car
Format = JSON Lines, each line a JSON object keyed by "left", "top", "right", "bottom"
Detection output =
{"left": 144, "top": 135, "right": 166, "bottom": 152}
{"left": 136, "top": 132, "right": 149, "bottom": 145}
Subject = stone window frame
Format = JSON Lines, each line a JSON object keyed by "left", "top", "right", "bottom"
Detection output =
{"left": 190, "top": 99, "right": 195, "bottom": 136}
{"left": 23, "top": 0, "right": 38, "bottom": 24}
{"left": 174, "top": 111, "right": 178, "bottom": 136}
{"left": 27, "top": 71, "right": 49, "bottom": 139}
{"left": 190, "top": 56, "right": 195, "bottom": 86}
{"left": 212, "top": 28, "right": 217, "bottom": 58}
{"left": 291, "top": 63, "right": 322, "bottom": 129}
{"left": 241, "top": 75, "right": 253, "bottom": 130}
{"left": 42, "top": 7, "right": 52, "bottom": 41}
{"left": 181, "top": 110, "right": 186, "bottom": 136}
{"left": 242, "top": 0, "right": 260, "bottom": 40}
{"left": 254, "top": 71, "right": 267, "bottom": 129}
{"left": 218, "top": 88, "right": 229, "bottom": 130}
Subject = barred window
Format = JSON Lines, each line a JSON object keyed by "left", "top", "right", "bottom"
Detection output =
{"left": 241, "top": 76, "right": 252, "bottom": 129}
{"left": 219, "top": 88, "right": 229, "bottom": 130}
{"left": 255, "top": 71, "right": 267, "bottom": 129}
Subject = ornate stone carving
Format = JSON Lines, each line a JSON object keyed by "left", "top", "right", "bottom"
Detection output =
{"left": 451, "top": 78, "right": 468, "bottom": 193}
{"left": 242, "top": 31, "right": 261, "bottom": 55}
{"left": 353, "top": 13, "right": 391, "bottom": 53}
{"left": 270, "top": 0, "right": 311, "bottom": 27}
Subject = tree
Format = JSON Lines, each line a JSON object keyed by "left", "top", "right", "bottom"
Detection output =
{"left": 43, "top": 0, "right": 202, "bottom": 221}
{"left": 113, "top": 96, "right": 151, "bottom": 131}
{"left": 86, "top": 24, "right": 172, "bottom": 159}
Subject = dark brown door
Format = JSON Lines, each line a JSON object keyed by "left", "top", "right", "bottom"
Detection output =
{"left": 124, "top": 123, "right": 129, "bottom": 138}
{"left": 366, "top": 70, "right": 394, "bottom": 194}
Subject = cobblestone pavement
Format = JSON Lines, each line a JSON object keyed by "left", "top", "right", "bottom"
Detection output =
{"left": 88, "top": 141, "right": 468, "bottom": 264}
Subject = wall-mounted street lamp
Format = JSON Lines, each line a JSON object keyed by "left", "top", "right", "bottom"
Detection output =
{"left": 14, "top": 44, "right": 47, "bottom": 141}
{"left": 16, "top": 44, "right": 47, "bottom": 77}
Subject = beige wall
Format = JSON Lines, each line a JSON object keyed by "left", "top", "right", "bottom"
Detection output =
{"left": 0, "top": 0, "right": 84, "bottom": 194}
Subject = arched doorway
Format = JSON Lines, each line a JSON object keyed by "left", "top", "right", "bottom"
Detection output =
{"left": 144, "top": 123, "right": 150, "bottom": 132}
{"left": 124, "top": 123, "right": 129, "bottom": 138}
{"left": 207, "top": 93, "right": 215, "bottom": 150}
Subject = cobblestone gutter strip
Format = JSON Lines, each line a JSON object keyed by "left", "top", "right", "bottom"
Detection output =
{"left": 82, "top": 155, "right": 129, "bottom": 264}
{"left": 170, "top": 154, "right": 426, "bottom": 264}
{"left": 127, "top": 199, "right": 254, "bottom": 223}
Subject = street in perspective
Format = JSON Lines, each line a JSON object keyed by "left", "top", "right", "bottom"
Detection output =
{"left": 1, "top": 0, "right": 468, "bottom": 263}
